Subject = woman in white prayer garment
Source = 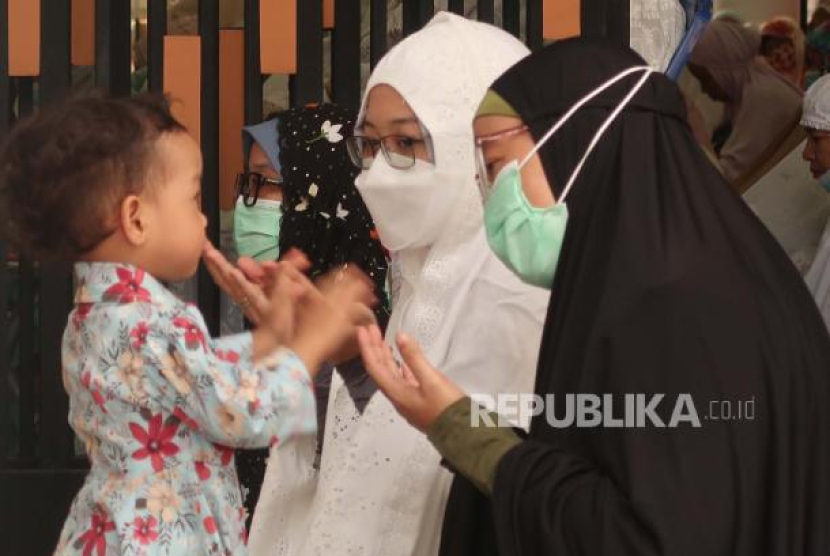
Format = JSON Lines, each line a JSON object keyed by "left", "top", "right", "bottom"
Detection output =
{"left": 247, "top": 13, "right": 549, "bottom": 556}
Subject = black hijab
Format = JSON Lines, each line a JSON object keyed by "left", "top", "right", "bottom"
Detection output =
{"left": 442, "top": 38, "right": 830, "bottom": 556}
{"left": 277, "top": 103, "right": 390, "bottom": 321}
{"left": 277, "top": 104, "right": 390, "bottom": 422}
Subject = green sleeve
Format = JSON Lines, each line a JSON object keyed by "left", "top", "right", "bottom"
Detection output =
{"left": 426, "top": 397, "right": 522, "bottom": 495}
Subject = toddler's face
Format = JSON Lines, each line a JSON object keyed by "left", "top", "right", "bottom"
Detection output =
{"left": 142, "top": 131, "right": 207, "bottom": 281}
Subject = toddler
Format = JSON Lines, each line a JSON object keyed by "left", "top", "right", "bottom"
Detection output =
{"left": 0, "top": 92, "right": 373, "bottom": 555}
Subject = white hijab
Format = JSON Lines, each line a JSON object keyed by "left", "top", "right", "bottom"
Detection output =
{"left": 629, "top": 0, "right": 685, "bottom": 72}
{"left": 249, "top": 12, "right": 549, "bottom": 556}
{"left": 802, "top": 74, "right": 830, "bottom": 332}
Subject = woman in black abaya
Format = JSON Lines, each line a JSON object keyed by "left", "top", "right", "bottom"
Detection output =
{"left": 357, "top": 38, "right": 830, "bottom": 556}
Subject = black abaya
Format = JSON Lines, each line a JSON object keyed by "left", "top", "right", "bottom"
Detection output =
{"left": 440, "top": 38, "right": 830, "bottom": 556}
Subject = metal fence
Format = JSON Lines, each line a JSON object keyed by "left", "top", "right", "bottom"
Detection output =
{"left": 0, "top": 1, "right": 628, "bottom": 554}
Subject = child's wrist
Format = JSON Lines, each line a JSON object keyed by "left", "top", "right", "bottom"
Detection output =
{"left": 251, "top": 328, "right": 280, "bottom": 362}
{"left": 287, "top": 334, "right": 325, "bottom": 378}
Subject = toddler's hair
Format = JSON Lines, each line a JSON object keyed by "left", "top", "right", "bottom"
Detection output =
{"left": 0, "top": 91, "right": 186, "bottom": 260}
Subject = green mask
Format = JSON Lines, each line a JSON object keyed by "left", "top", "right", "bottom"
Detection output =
{"left": 233, "top": 197, "right": 282, "bottom": 262}
{"left": 483, "top": 66, "right": 655, "bottom": 289}
{"left": 484, "top": 161, "right": 569, "bottom": 288}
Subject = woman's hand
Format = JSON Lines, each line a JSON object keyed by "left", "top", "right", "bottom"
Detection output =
{"left": 358, "top": 325, "right": 465, "bottom": 433}
{"left": 316, "top": 264, "right": 378, "bottom": 365}
{"left": 203, "top": 242, "right": 270, "bottom": 324}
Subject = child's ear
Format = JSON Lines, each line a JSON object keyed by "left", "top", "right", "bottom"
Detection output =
{"left": 120, "top": 195, "right": 149, "bottom": 246}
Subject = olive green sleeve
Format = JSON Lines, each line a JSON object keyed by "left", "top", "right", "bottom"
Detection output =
{"left": 426, "top": 397, "right": 522, "bottom": 495}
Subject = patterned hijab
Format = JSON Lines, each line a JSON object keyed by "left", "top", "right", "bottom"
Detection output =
{"left": 276, "top": 103, "right": 390, "bottom": 322}
{"left": 761, "top": 17, "right": 805, "bottom": 89}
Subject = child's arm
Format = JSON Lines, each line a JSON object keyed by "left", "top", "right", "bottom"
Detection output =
{"left": 142, "top": 303, "right": 317, "bottom": 449}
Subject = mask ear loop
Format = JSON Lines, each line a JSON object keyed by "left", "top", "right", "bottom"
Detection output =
{"left": 557, "top": 68, "right": 655, "bottom": 204}
{"left": 518, "top": 65, "right": 652, "bottom": 171}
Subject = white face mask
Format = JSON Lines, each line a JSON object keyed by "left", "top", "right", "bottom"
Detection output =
{"left": 355, "top": 156, "right": 463, "bottom": 252}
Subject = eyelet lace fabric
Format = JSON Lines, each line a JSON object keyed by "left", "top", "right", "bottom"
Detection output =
{"left": 630, "top": 0, "right": 686, "bottom": 72}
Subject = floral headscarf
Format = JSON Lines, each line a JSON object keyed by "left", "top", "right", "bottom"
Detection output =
{"left": 276, "top": 103, "right": 390, "bottom": 322}
{"left": 761, "top": 17, "right": 805, "bottom": 89}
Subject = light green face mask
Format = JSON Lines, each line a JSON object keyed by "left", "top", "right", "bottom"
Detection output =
{"left": 483, "top": 66, "right": 655, "bottom": 289}
{"left": 484, "top": 161, "right": 569, "bottom": 288}
{"left": 233, "top": 197, "right": 282, "bottom": 262}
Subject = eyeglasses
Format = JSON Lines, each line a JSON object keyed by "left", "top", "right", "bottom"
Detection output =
{"left": 346, "top": 133, "right": 435, "bottom": 170}
{"left": 474, "top": 124, "right": 529, "bottom": 201}
{"left": 236, "top": 172, "right": 282, "bottom": 207}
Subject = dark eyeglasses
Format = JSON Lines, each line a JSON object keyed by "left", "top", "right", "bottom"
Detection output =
{"left": 345, "top": 134, "right": 434, "bottom": 170}
{"left": 236, "top": 172, "right": 283, "bottom": 207}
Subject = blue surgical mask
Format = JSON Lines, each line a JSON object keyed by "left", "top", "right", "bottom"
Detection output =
{"left": 233, "top": 197, "right": 282, "bottom": 262}
{"left": 483, "top": 66, "right": 656, "bottom": 289}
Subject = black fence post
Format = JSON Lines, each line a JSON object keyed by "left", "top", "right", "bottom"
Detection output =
{"left": 291, "top": 0, "right": 323, "bottom": 106}
{"left": 15, "top": 79, "right": 35, "bottom": 465}
{"left": 448, "top": 0, "right": 464, "bottom": 15}
{"left": 332, "top": 0, "right": 362, "bottom": 109}
{"left": 244, "top": 0, "right": 263, "bottom": 124}
{"left": 370, "top": 0, "right": 387, "bottom": 69}
{"left": 477, "top": 0, "right": 495, "bottom": 23}
{"left": 608, "top": 0, "right": 630, "bottom": 45}
{"left": 527, "top": 0, "right": 543, "bottom": 50}
{"left": 0, "top": 0, "right": 9, "bottom": 470}
{"left": 95, "top": 0, "right": 132, "bottom": 96}
{"left": 581, "top": 0, "right": 607, "bottom": 39}
{"left": 503, "top": 0, "right": 520, "bottom": 37}
{"left": 147, "top": 0, "right": 167, "bottom": 93}
{"left": 199, "top": 0, "right": 221, "bottom": 335}
{"left": 39, "top": 0, "right": 74, "bottom": 469}
{"left": 403, "top": 0, "right": 433, "bottom": 37}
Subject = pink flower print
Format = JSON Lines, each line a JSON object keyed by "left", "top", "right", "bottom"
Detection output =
{"left": 213, "top": 443, "right": 234, "bottom": 466}
{"left": 103, "top": 267, "right": 151, "bottom": 303}
{"left": 216, "top": 349, "right": 240, "bottom": 363}
{"left": 78, "top": 509, "right": 115, "bottom": 556}
{"left": 173, "top": 317, "right": 207, "bottom": 351}
{"left": 173, "top": 407, "right": 200, "bottom": 431}
{"left": 129, "top": 413, "right": 180, "bottom": 472}
{"left": 81, "top": 371, "right": 108, "bottom": 414}
{"left": 132, "top": 516, "right": 159, "bottom": 545}
{"left": 73, "top": 303, "right": 93, "bottom": 328}
{"left": 204, "top": 516, "right": 218, "bottom": 535}
{"left": 130, "top": 322, "right": 150, "bottom": 349}
{"left": 195, "top": 461, "right": 211, "bottom": 481}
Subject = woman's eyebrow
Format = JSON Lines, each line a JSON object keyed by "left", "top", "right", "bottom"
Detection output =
{"left": 389, "top": 117, "right": 420, "bottom": 126}
{"left": 249, "top": 161, "right": 273, "bottom": 172}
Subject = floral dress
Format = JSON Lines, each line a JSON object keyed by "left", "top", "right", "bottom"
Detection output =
{"left": 53, "top": 262, "right": 317, "bottom": 556}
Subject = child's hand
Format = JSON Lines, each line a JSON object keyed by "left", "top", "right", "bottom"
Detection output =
{"left": 237, "top": 248, "right": 312, "bottom": 291}
{"left": 289, "top": 264, "right": 376, "bottom": 376}
{"left": 203, "top": 242, "right": 269, "bottom": 324}
{"left": 261, "top": 262, "right": 315, "bottom": 344}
